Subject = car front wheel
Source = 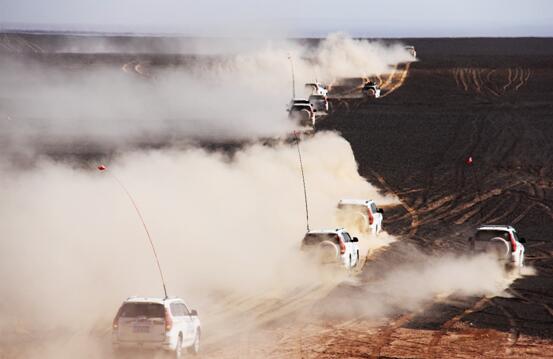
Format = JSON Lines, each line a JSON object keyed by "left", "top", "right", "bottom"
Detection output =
{"left": 188, "top": 331, "right": 200, "bottom": 355}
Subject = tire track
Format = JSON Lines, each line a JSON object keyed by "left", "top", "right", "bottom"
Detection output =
{"left": 369, "top": 311, "right": 417, "bottom": 359}
{"left": 380, "top": 62, "right": 411, "bottom": 98}
{"left": 370, "top": 169, "right": 420, "bottom": 237}
{"left": 426, "top": 297, "right": 490, "bottom": 358}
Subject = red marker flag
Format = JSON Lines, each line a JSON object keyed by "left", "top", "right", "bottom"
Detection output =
{"left": 97, "top": 165, "right": 107, "bottom": 171}
{"left": 465, "top": 156, "right": 473, "bottom": 166}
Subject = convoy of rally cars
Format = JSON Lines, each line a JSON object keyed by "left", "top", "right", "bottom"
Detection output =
{"left": 110, "top": 44, "right": 531, "bottom": 357}
{"left": 288, "top": 46, "right": 418, "bottom": 127}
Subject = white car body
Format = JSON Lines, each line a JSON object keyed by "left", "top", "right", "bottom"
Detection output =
{"left": 112, "top": 297, "right": 201, "bottom": 357}
{"left": 337, "top": 199, "right": 384, "bottom": 235}
{"left": 362, "top": 82, "right": 381, "bottom": 98}
{"left": 305, "top": 82, "right": 328, "bottom": 96}
{"left": 301, "top": 228, "right": 360, "bottom": 269}
{"left": 470, "top": 225, "right": 525, "bottom": 268}
{"left": 405, "top": 45, "right": 417, "bottom": 58}
{"left": 289, "top": 98, "right": 316, "bottom": 126}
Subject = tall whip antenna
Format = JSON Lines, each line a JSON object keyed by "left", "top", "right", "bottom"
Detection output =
{"left": 288, "top": 54, "right": 296, "bottom": 98}
{"left": 465, "top": 156, "right": 484, "bottom": 221}
{"left": 98, "top": 165, "right": 168, "bottom": 299}
{"left": 293, "top": 132, "right": 310, "bottom": 231}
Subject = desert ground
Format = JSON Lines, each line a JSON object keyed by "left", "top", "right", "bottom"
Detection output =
{"left": 1, "top": 34, "right": 553, "bottom": 358}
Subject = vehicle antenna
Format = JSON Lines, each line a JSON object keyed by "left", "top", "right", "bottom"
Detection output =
{"left": 288, "top": 54, "right": 296, "bottom": 98}
{"left": 97, "top": 165, "right": 168, "bottom": 299}
{"left": 293, "top": 132, "right": 310, "bottom": 231}
{"left": 465, "top": 156, "right": 484, "bottom": 221}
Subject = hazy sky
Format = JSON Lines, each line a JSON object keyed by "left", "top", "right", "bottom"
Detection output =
{"left": 1, "top": 0, "right": 552, "bottom": 37}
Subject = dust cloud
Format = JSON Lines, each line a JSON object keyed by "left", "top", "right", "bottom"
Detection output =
{"left": 0, "top": 33, "right": 413, "bottom": 156}
{"left": 0, "top": 32, "right": 521, "bottom": 358}
{"left": 317, "top": 244, "right": 530, "bottom": 321}
{"left": 0, "top": 132, "right": 395, "bottom": 356}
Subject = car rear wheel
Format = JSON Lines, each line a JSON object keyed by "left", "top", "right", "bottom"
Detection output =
{"left": 175, "top": 335, "right": 183, "bottom": 359}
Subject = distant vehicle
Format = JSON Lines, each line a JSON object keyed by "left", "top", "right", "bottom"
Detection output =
{"left": 112, "top": 296, "right": 201, "bottom": 358}
{"left": 337, "top": 199, "right": 384, "bottom": 235}
{"left": 305, "top": 82, "right": 328, "bottom": 96}
{"left": 405, "top": 45, "right": 416, "bottom": 58}
{"left": 289, "top": 98, "right": 316, "bottom": 126}
{"left": 469, "top": 225, "right": 526, "bottom": 269}
{"left": 308, "top": 94, "right": 329, "bottom": 113}
{"left": 301, "top": 228, "right": 360, "bottom": 269}
{"left": 362, "top": 81, "right": 381, "bottom": 98}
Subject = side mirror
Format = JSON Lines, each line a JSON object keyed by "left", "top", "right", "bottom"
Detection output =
{"left": 377, "top": 208, "right": 384, "bottom": 214}
{"left": 519, "top": 237, "right": 526, "bottom": 244}
{"left": 352, "top": 237, "right": 359, "bottom": 243}
{"left": 190, "top": 309, "right": 198, "bottom": 316}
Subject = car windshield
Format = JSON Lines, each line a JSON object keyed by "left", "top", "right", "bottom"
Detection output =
{"left": 291, "top": 105, "right": 310, "bottom": 111}
{"left": 303, "top": 233, "right": 340, "bottom": 246}
{"left": 309, "top": 95, "right": 325, "bottom": 101}
{"left": 475, "top": 230, "right": 510, "bottom": 242}
{"left": 119, "top": 303, "right": 165, "bottom": 318}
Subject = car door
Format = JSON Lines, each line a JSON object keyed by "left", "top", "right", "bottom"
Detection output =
{"left": 180, "top": 303, "right": 195, "bottom": 345}
{"left": 169, "top": 303, "right": 185, "bottom": 340}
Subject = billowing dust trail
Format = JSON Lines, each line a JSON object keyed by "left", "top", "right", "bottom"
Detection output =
{"left": 328, "top": 61, "right": 412, "bottom": 100}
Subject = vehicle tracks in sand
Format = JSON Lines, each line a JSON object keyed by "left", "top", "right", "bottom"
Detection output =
{"left": 327, "top": 62, "right": 412, "bottom": 102}
{"left": 453, "top": 67, "right": 531, "bottom": 97}
{"left": 369, "top": 169, "right": 420, "bottom": 237}
{"left": 425, "top": 297, "right": 490, "bottom": 358}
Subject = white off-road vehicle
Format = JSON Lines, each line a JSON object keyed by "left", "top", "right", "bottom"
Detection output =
{"left": 337, "top": 199, "right": 384, "bottom": 235}
{"left": 405, "top": 45, "right": 417, "bottom": 58}
{"left": 112, "top": 296, "right": 201, "bottom": 358}
{"left": 469, "top": 225, "right": 526, "bottom": 269}
{"left": 361, "top": 81, "right": 381, "bottom": 98}
{"left": 301, "top": 228, "right": 360, "bottom": 269}
{"left": 305, "top": 82, "right": 328, "bottom": 96}
{"left": 308, "top": 94, "right": 329, "bottom": 113}
{"left": 288, "top": 98, "right": 316, "bottom": 126}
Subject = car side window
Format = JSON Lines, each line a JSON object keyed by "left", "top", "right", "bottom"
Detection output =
{"left": 179, "top": 303, "right": 190, "bottom": 316}
{"left": 342, "top": 232, "right": 352, "bottom": 242}
{"left": 370, "top": 203, "right": 377, "bottom": 213}
{"left": 170, "top": 303, "right": 182, "bottom": 316}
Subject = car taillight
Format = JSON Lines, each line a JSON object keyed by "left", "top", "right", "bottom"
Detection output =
{"left": 112, "top": 309, "right": 121, "bottom": 330}
{"left": 337, "top": 235, "right": 346, "bottom": 255}
{"left": 367, "top": 208, "right": 374, "bottom": 225}
{"left": 164, "top": 309, "right": 173, "bottom": 332}
{"left": 509, "top": 233, "right": 517, "bottom": 252}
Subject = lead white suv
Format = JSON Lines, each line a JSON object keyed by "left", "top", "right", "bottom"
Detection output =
{"left": 112, "top": 297, "right": 201, "bottom": 358}
{"left": 337, "top": 199, "right": 384, "bottom": 235}
{"left": 301, "top": 228, "right": 360, "bottom": 269}
{"left": 469, "top": 225, "right": 526, "bottom": 270}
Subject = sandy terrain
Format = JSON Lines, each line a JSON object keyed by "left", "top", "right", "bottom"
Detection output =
{"left": 1, "top": 34, "right": 553, "bottom": 358}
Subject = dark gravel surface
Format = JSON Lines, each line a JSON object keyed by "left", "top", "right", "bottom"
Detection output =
{"left": 318, "top": 37, "right": 553, "bottom": 341}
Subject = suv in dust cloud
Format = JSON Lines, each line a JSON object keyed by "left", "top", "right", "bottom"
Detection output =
{"left": 337, "top": 199, "right": 384, "bottom": 235}
{"left": 301, "top": 228, "right": 360, "bottom": 269}
{"left": 112, "top": 296, "right": 201, "bottom": 358}
{"left": 469, "top": 225, "right": 526, "bottom": 270}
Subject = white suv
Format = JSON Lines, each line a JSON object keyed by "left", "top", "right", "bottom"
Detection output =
{"left": 112, "top": 297, "right": 201, "bottom": 358}
{"left": 337, "top": 199, "right": 384, "bottom": 235}
{"left": 469, "top": 225, "right": 526, "bottom": 269}
{"left": 301, "top": 228, "right": 360, "bottom": 269}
